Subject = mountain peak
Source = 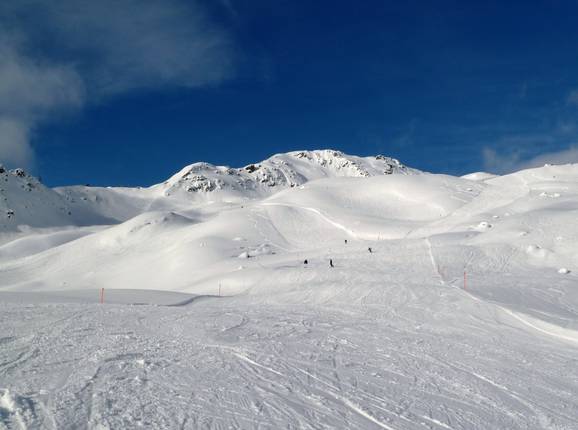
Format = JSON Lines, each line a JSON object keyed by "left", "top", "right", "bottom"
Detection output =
{"left": 160, "top": 149, "right": 417, "bottom": 198}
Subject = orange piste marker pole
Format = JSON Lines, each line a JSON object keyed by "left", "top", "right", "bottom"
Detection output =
{"left": 100, "top": 288, "right": 104, "bottom": 304}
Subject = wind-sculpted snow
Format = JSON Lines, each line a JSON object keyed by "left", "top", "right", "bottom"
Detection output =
{"left": 2, "top": 156, "right": 578, "bottom": 428}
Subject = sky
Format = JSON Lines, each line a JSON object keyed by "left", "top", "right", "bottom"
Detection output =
{"left": 1, "top": 0, "right": 578, "bottom": 186}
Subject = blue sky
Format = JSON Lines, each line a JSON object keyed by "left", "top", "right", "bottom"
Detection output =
{"left": 2, "top": 0, "right": 578, "bottom": 186}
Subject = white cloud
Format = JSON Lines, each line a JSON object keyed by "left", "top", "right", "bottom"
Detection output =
{"left": 0, "top": 119, "right": 34, "bottom": 168}
{"left": 0, "top": 0, "right": 235, "bottom": 168}
{"left": 0, "top": 40, "right": 84, "bottom": 167}
{"left": 520, "top": 146, "right": 578, "bottom": 167}
{"left": 483, "top": 145, "right": 578, "bottom": 174}
{"left": 29, "top": 0, "right": 235, "bottom": 95}
{"left": 0, "top": 42, "right": 84, "bottom": 118}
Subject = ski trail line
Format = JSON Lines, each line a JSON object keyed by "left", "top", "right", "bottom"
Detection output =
{"left": 425, "top": 237, "right": 444, "bottom": 285}
{"left": 261, "top": 202, "right": 359, "bottom": 239}
{"left": 250, "top": 207, "right": 293, "bottom": 253}
{"left": 340, "top": 398, "right": 399, "bottom": 430}
{"left": 233, "top": 353, "right": 284, "bottom": 377}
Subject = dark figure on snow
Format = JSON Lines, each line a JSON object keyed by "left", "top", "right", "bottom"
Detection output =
{"left": 304, "top": 259, "right": 308, "bottom": 265}
{"left": 368, "top": 247, "right": 373, "bottom": 253}
{"left": 344, "top": 239, "right": 348, "bottom": 244}
{"left": 329, "top": 259, "right": 334, "bottom": 268}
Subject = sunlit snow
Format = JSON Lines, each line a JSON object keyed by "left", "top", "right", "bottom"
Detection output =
{"left": 1, "top": 151, "right": 578, "bottom": 429}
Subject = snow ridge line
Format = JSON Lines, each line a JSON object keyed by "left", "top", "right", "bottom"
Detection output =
{"left": 500, "top": 307, "right": 578, "bottom": 346}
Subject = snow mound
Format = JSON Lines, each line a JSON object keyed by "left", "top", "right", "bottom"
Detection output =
{"left": 238, "top": 243, "right": 275, "bottom": 258}
{"left": 525, "top": 244, "right": 551, "bottom": 259}
{"left": 474, "top": 221, "right": 493, "bottom": 231}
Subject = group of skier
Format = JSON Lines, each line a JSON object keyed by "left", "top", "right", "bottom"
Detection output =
{"left": 303, "top": 239, "right": 373, "bottom": 268}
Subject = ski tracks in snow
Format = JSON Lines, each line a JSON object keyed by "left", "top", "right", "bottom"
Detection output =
{"left": 261, "top": 202, "right": 359, "bottom": 239}
{"left": 425, "top": 235, "right": 578, "bottom": 348}
{"left": 2, "top": 301, "right": 578, "bottom": 429}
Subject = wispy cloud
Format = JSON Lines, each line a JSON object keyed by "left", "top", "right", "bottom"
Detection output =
{"left": 481, "top": 84, "right": 578, "bottom": 175}
{"left": 0, "top": 34, "right": 85, "bottom": 167}
{"left": 0, "top": 0, "right": 235, "bottom": 168}
{"left": 483, "top": 144, "right": 578, "bottom": 174}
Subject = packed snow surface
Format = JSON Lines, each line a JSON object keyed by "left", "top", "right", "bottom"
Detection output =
{"left": 1, "top": 152, "right": 578, "bottom": 429}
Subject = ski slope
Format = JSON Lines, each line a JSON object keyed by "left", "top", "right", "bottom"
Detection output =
{"left": 1, "top": 154, "right": 578, "bottom": 429}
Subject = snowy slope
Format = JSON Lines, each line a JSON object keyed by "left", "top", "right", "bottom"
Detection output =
{"left": 0, "top": 174, "right": 481, "bottom": 291}
{"left": 2, "top": 156, "right": 578, "bottom": 429}
{"left": 3, "top": 166, "right": 578, "bottom": 304}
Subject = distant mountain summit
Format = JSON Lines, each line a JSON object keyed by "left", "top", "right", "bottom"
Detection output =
{"left": 158, "top": 150, "right": 417, "bottom": 198}
{"left": 0, "top": 150, "right": 418, "bottom": 232}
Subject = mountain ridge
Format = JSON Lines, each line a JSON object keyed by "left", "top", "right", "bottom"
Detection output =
{"left": 157, "top": 149, "right": 417, "bottom": 198}
{"left": 0, "top": 149, "right": 418, "bottom": 232}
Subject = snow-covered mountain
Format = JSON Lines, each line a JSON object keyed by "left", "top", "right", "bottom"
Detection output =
{"left": 0, "top": 150, "right": 417, "bottom": 231}
{"left": 3, "top": 152, "right": 578, "bottom": 429}
{"left": 157, "top": 149, "right": 416, "bottom": 198}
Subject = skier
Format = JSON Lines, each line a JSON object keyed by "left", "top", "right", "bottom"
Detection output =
{"left": 304, "top": 259, "right": 308, "bottom": 265}
{"left": 329, "top": 259, "right": 334, "bottom": 268}
{"left": 368, "top": 247, "right": 373, "bottom": 253}
{"left": 344, "top": 239, "right": 348, "bottom": 244}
